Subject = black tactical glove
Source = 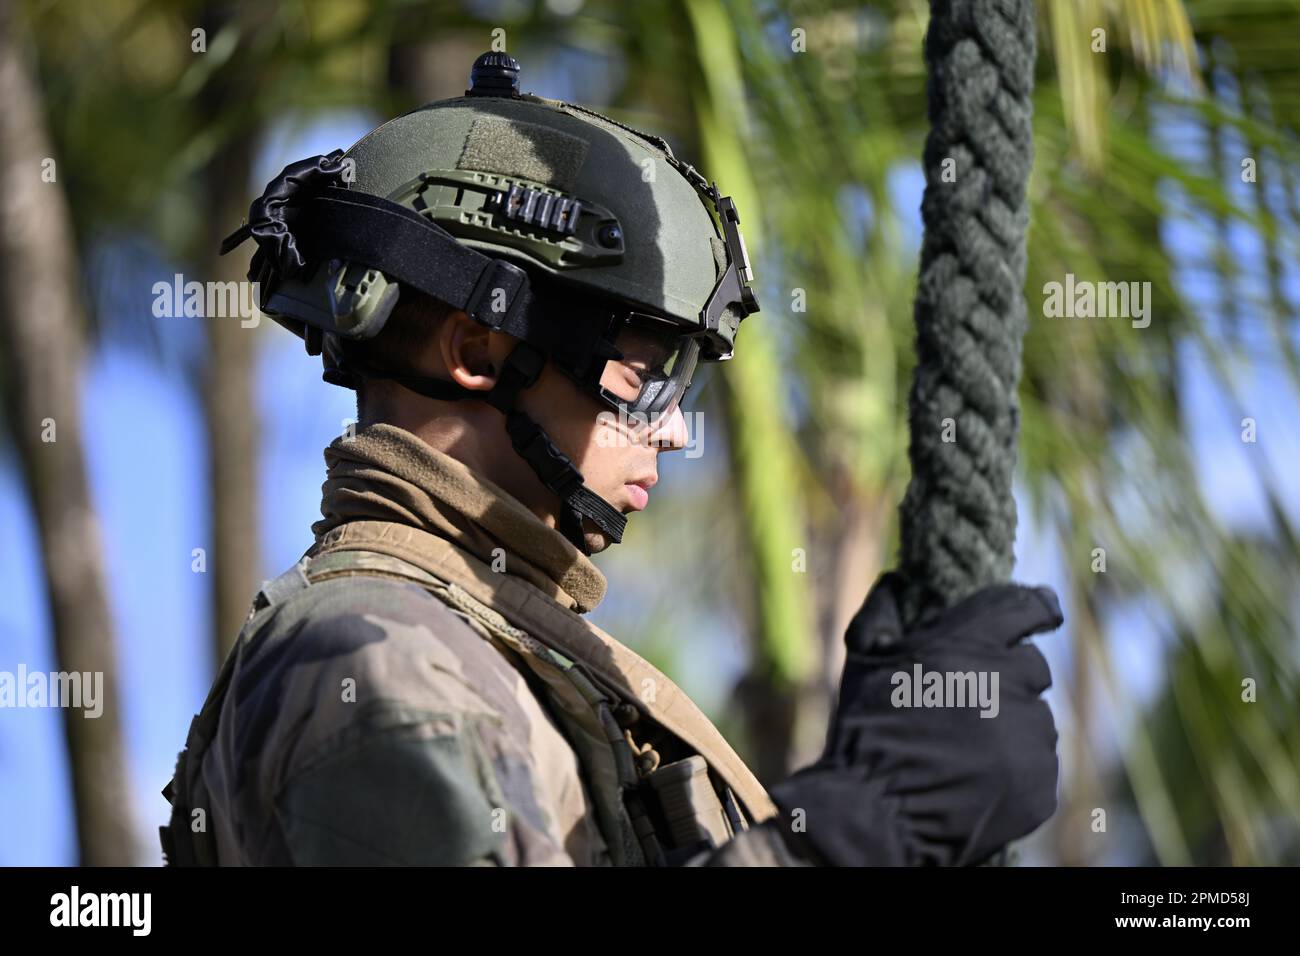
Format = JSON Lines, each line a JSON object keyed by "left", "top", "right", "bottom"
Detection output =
{"left": 769, "top": 571, "right": 1063, "bottom": 866}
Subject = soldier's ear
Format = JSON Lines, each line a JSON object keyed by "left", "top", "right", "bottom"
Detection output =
{"left": 440, "top": 310, "right": 499, "bottom": 391}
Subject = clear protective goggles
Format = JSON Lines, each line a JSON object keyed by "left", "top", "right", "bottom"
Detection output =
{"left": 593, "top": 311, "right": 703, "bottom": 424}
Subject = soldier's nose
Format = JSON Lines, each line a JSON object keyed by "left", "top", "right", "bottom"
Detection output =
{"left": 647, "top": 405, "right": 689, "bottom": 452}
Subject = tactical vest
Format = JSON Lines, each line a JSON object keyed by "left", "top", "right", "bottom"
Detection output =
{"left": 162, "top": 535, "right": 775, "bottom": 866}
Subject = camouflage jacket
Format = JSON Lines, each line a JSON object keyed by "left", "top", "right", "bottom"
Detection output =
{"left": 163, "top": 424, "right": 810, "bottom": 866}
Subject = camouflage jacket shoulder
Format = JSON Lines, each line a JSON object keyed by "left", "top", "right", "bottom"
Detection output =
{"left": 176, "top": 553, "right": 810, "bottom": 867}
{"left": 198, "top": 564, "right": 606, "bottom": 865}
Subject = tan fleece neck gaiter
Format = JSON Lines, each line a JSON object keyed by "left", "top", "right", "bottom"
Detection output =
{"left": 313, "top": 423, "right": 607, "bottom": 613}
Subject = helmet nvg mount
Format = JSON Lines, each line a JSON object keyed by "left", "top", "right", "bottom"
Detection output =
{"left": 221, "top": 50, "right": 760, "bottom": 554}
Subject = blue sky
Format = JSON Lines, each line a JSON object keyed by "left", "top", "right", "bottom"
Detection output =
{"left": 1, "top": 105, "right": 1296, "bottom": 865}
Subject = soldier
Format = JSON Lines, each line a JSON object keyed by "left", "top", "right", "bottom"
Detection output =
{"left": 161, "top": 52, "right": 1063, "bottom": 866}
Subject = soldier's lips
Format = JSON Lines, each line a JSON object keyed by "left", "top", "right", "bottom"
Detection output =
{"left": 625, "top": 477, "right": 655, "bottom": 511}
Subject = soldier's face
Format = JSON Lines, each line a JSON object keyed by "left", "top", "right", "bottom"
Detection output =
{"left": 425, "top": 311, "right": 691, "bottom": 553}
{"left": 513, "top": 353, "right": 690, "bottom": 553}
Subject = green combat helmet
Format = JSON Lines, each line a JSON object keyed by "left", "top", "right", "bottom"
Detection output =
{"left": 221, "top": 50, "right": 760, "bottom": 553}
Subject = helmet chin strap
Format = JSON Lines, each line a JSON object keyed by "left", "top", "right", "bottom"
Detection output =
{"left": 500, "top": 408, "right": 628, "bottom": 551}
{"left": 331, "top": 338, "right": 627, "bottom": 554}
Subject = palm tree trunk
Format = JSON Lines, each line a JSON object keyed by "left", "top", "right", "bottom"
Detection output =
{"left": 202, "top": 142, "right": 260, "bottom": 670}
{"left": 198, "top": 10, "right": 261, "bottom": 671}
{"left": 0, "top": 0, "right": 135, "bottom": 865}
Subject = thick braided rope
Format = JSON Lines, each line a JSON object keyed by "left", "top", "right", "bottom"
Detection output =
{"left": 897, "top": 0, "right": 1036, "bottom": 627}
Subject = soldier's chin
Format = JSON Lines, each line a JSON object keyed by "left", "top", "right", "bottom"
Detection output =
{"left": 581, "top": 521, "right": 613, "bottom": 555}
